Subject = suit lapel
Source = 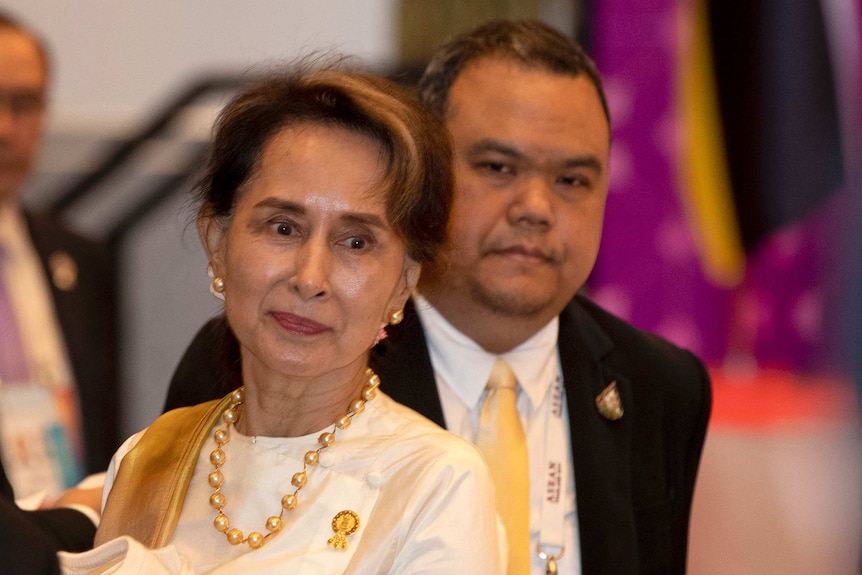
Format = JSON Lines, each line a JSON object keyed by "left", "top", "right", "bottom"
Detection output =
{"left": 23, "top": 211, "right": 79, "bottom": 346}
{"left": 23, "top": 211, "right": 81, "bottom": 385}
{"left": 560, "top": 298, "right": 637, "bottom": 574}
{"left": 370, "top": 299, "right": 446, "bottom": 427}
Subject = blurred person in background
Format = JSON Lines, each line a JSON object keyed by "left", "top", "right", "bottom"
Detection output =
{"left": 0, "top": 10, "right": 116, "bottom": 553}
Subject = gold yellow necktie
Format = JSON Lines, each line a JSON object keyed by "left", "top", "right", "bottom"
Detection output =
{"left": 476, "top": 358, "right": 530, "bottom": 574}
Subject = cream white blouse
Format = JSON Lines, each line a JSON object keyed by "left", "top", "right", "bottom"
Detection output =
{"left": 61, "top": 392, "right": 505, "bottom": 574}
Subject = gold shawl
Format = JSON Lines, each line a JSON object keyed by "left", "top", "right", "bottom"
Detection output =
{"left": 95, "top": 392, "right": 234, "bottom": 547}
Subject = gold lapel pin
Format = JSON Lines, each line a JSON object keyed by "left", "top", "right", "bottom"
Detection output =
{"left": 595, "top": 381, "right": 624, "bottom": 420}
{"left": 48, "top": 251, "right": 78, "bottom": 292}
{"left": 327, "top": 510, "right": 360, "bottom": 550}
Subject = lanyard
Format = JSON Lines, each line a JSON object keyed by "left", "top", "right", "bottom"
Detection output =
{"left": 536, "top": 369, "right": 568, "bottom": 574}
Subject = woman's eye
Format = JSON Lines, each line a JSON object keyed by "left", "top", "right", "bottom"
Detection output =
{"left": 274, "top": 222, "right": 294, "bottom": 235}
{"left": 344, "top": 236, "right": 367, "bottom": 250}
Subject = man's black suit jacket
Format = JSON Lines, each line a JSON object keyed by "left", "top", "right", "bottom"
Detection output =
{"left": 164, "top": 295, "right": 711, "bottom": 574}
{"left": 0, "top": 210, "right": 118, "bottom": 553}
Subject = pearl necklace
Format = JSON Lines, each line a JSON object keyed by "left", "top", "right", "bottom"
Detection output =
{"left": 208, "top": 367, "right": 381, "bottom": 549}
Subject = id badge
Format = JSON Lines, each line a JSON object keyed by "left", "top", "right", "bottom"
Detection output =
{"left": 0, "top": 383, "right": 84, "bottom": 501}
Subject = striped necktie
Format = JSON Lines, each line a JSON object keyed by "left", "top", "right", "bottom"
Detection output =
{"left": 476, "top": 358, "right": 530, "bottom": 574}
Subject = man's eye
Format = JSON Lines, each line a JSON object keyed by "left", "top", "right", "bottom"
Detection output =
{"left": 559, "top": 175, "right": 589, "bottom": 188}
{"left": 477, "top": 162, "right": 513, "bottom": 175}
{"left": 2, "top": 92, "right": 44, "bottom": 117}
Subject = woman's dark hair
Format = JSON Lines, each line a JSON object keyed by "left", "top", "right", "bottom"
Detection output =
{"left": 197, "top": 60, "right": 453, "bottom": 265}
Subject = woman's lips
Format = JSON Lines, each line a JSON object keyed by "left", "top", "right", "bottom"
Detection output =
{"left": 270, "top": 312, "right": 330, "bottom": 336}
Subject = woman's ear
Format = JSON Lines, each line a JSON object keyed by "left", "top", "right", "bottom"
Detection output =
{"left": 197, "top": 214, "right": 228, "bottom": 277}
{"left": 390, "top": 257, "right": 421, "bottom": 311}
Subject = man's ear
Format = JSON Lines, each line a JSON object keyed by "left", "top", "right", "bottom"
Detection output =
{"left": 197, "top": 214, "right": 228, "bottom": 277}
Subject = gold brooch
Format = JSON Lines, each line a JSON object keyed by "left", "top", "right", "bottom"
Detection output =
{"left": 595, "top": 381, "right": 624, "bottom": 420}
{"left": 327, "top": 510, "right": 360, "bottom": 550}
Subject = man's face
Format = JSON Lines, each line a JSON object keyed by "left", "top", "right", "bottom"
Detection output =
{"left": 437, "top": 56, "right": 610, "bottom": 324}
{"left": 0, "top": 29, "right": 46, "bottom": 205}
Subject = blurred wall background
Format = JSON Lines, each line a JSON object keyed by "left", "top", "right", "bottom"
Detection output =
{"left": 4, "top": 0, "right": 861, "bottom": 572}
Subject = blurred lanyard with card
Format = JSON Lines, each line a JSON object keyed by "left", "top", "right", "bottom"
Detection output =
{"left": 0, "top": 381, "right": 84, "bottom": 504}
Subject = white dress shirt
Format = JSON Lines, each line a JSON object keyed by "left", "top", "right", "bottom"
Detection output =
{"left": 414, "top": 293, "right": 582, "bottom": 575}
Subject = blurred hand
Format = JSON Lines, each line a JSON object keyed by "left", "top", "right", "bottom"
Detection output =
{"left": 49, "top": 486, "right": 103, "bottom": 517}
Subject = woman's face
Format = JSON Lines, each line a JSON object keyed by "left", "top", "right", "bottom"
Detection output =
{"left": 202, "top": 123, "right": 418, "bottom": 381}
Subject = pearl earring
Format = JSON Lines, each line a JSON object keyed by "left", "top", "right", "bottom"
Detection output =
{"left": 212, "top": 276, "right": 226, "bottom": 294}
{"left": 388, "top": 309, "right": 403, "bottom": 325}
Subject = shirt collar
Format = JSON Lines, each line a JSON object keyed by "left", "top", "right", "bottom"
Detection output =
{"left": 412, "top": 293, "right": 559, "bottom": 410}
